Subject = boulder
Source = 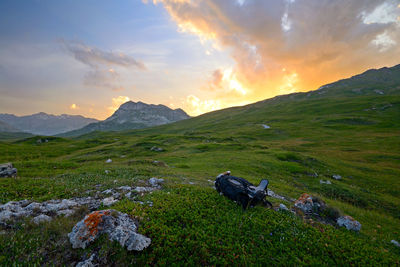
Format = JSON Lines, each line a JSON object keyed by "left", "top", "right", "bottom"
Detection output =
{"left": 337, "top": 215, "right": 361, "bottom": 231}
{"left": 68, "top": 210, "right": 151, "bottom": 251}
{"left": 0, "top": 163, "right": 17, "bottom": 178}
{"left": 294, "top": 193, "right": 315, "bottom": 213}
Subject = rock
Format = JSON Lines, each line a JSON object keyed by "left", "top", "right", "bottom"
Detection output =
{"left": 0, "top": 163, "right": 17, "bottom": 178}
{"left": 374, "top": 89, "right": 384, "bottom": 95}
{"left": 102, "top": 197, "right": 118, "bottom": 207}
{"left": 148, "top": 177, "right": 164, "bottom": 187}
{"left": 267, "top": 189, "right": 286, "bottom": 201}
{"left": 102, "top": 189, "right": 114, "bottom": 195}
{"left": 278, "top": 204, "right": 289, "bottom": 211}
{"left": 391, "top": 240, "right": 400, "bottom": 247}
{"left": 68, "top": 210, "right": 151, "bottom": 251}
{"left": 32, "top": 214, "right": 52, "bottom": 224}
{"left": 105, "top": 159, "right": 112, "bottom": 163}
{"left": 57, "top": 209, "right": 75, "bottom": 217}
{"left": 261, "top": 124, "right": 271, "bottom": 129}
{"left": 337, "top": 215, "right": 361, "bottom": 231}
{"left": 105, "top": 170, "right": 110, "bottom": 174}
{"left": 150, "top": 146, "right": 163, "bottom": 152}
{"left": 320, "top": 180, "right": 332, "bottom": 185}
{"left": 117, "top": 186, "right": 132, "bottom": 191}
{"left": 152, "top": 160, "right": 168, "bottom": 167}
{"left": 134, "top": 187, "right": 153, "bottom": 193}
{"left": 294, "top": 193, "right": 315, "bottom": 213}
{"left": 332, "top": 174, "right": 342, "bottom": 180}
{"left": 76, "top": 253, "right": 96, "bottom": 267}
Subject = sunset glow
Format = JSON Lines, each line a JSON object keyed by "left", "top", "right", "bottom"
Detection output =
{"left": 1, "top": 0, "right": 399, "bottom": 119}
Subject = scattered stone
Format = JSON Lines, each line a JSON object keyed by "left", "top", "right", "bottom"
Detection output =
{"left": 117, "top": 186, "right": 132, "bottom": 191}
{"left": 278, "top": 204, "right": 289, "bottom": 211}
{"left": 134, "top": 187, "right": 153, "bottom": 193}
{"left": 102, "top": 197, "right": 118, "bottom": 207}
{"left": 0, "top": 163, "right": 17, "bottom": 178}
{"left": 337, "top": 215, "right": 361, "bottom": 231}
{"left": 320, "top": 180, "right": 332, "bottom": 185}
{"left": 267, "top": 189, "right": 286, "bottom": 201}
{"left": 76, "top": 253, "right": 96, "bottom": 267}
{"left": 150, "top": 146, "right": 163, "bottom": 152}
{"left": 391, "top": 240, "right": 400, "bottom": 248}
{"left": 261, "top": 124, "right": 271, "bottom": 129}
{"left": 105, "top": 159, "right": 112, "bottom": 163}
{"left": 32, "top": 214, "right": 52, "bottom": 224}
{"left": 188, "top": 182, "right": 195, "bottom": 185}
{"left": 332, "top": 174, "right": 342, "bottom": 180}
{"left": 102, "top": 189, "right": 114, "bottom": 195}
{"left": 148, "top": 177, "right": 164, "bottom": 187}
{"left": 152, "top": 160, "right": 168, "bottom": 167}
{"left": 374, "top": 89, "right": 384, "bottom": 95}
{"left": 105, "top": 170, "right": 110, "bottom": 174}
{"left": 68, "top": 210, "right": 151, "bottom": 251}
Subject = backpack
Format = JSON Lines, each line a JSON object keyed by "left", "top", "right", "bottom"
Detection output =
{"left": 215, "top": 171, "right": 272, "bottom": 209}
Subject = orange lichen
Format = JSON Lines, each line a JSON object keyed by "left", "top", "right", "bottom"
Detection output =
{"left": 84, "top": 210, "right": 110, "bottom": 237}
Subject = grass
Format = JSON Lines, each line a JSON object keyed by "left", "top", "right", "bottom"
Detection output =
{"left": 0, "top": 84, "right": 399, "bottom": 264}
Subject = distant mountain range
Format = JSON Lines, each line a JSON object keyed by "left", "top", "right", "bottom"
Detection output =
{"left": 0, "top": 113, "right": 98, "bottom": 136}
{"left": 59, "top": 101, "right": 190, "bottom": 137}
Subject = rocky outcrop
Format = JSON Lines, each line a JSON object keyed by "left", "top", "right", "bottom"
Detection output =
{"left": 337, "top": 216, "right": 362, "bottom": 231}
{"left": 68, "top": 210, "right": 151, "bottom": 251}
{"left": 0, "top": 177, "right": 165, "bottom": 225}
{"left": 0, "top": 163, "right": 17, "bottom": 178}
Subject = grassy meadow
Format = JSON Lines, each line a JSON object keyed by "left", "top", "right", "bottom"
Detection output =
{"left": 0, "top": 88, "right": 399, "bottom": 265}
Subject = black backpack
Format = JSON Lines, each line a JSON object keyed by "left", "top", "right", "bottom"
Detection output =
{"left": 215, "top": 171, "right": 272, "bottom": 209}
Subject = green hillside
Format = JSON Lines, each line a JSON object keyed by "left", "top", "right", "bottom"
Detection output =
{"left": 0, "top": 65, "right": 399, "bottom": 265}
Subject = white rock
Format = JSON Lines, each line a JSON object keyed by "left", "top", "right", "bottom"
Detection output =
{"left": 105, "top": 159, "right": 112, "bottom": 163}
{"left": 32, "top": 214, "right": 52, "bottom": 224}
{"left": 134, "top": 187, "right": 153, "bottom": 193}
{"left": 278, "top": 204, "right": 289, "bottom": 211}
{"left": 102, "top": 197, "right": 118, "bottom": 207}
{"left": 320, "top": 180, "right": 332, "bottom": 185}
{"left": 102, "top": 189, "right": 114, "bottom": 195}
{"left": 105, "top": 170, "right": 110, "bottom": 174}
{"left": 76, "top": 253, "right": 96, "bottom": 267}
{"left": 261, "top": 124, "right": 271, "bottom": 129}
{"left": 391, "top": 240, "right": 400, "bottom": 247}
{"left": 332, "top": 174, "right": 342, "bottom": 180}
{"left": 148, "top": 177, "right": 164, "bottom": 187}
{"left": 337, "top": 215, "right": 361, "bottom": 231}
{"left": 117, "top": 186, "right": 132, "bottom": 191}
{"left": 57, "top": 209, "right": 75, "bottom": 217}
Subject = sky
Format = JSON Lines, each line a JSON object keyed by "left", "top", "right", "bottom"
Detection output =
{"left": 0, "top": 0, "right": 399, "bottom": 120}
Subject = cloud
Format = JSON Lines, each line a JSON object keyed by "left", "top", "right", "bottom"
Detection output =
{"left": 108, "top": 96, "right": 130, "bottom": 114}
{"left": 152, "top": 0, "right": 400, "bottom": 111}
{"left": 61, "top": 40, "right": 146, "bottom": 90}
{"left": 61, "top": 40, "right": 146, "bottom": 70}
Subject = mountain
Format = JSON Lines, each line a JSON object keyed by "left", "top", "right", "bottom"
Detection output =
{"left": 0, "top": 120, "right": 18, "bottom": 132}
{"left": 60, "top": 101, "right": 190, "bottom": 137}
{"left": 0, "top": 113, "right": 99, "bottom": 136}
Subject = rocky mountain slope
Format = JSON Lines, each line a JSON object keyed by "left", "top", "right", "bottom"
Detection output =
{"left": 61, "top": 101, "right": 190, "bottom": 137}
{"left": 0, "top": 113, "right": 98, "bottom": 136}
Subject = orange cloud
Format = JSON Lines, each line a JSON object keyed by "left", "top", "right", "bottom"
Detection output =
{"left": 108, "top": 96, "right": 130, "bottom": 115}
{"left": 153, "top": 0, "right": 400, "bottom": 114}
